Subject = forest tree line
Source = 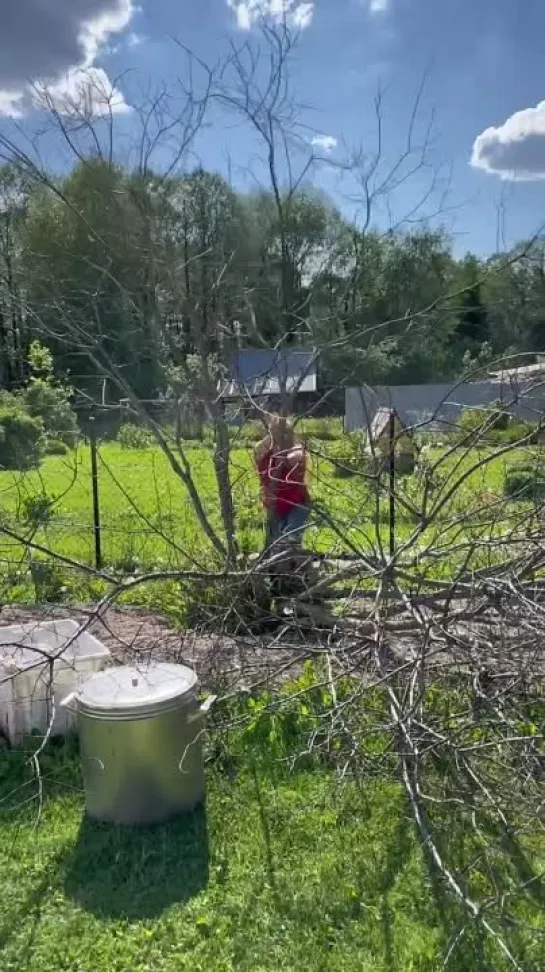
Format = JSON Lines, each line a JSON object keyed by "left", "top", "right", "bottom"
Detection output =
{"left": 0, "top": 158, "right": 544, "bottom": 406}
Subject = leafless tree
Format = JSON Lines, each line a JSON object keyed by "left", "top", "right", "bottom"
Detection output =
{"left": 0, "top": 23, "right": 544, "bottom": 971}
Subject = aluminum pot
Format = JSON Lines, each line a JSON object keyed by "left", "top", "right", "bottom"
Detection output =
{"left": 62, "top": 663, "right": 214, "bottom": 826}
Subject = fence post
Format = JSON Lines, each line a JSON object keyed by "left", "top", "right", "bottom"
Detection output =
{"left": 388, "top": 410, "right": 396, "bottom": 561}
{"left": 89, "top": 416, "right": 102, "bottom": 570}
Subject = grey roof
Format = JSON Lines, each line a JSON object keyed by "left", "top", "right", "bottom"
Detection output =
{"left": 220, "top": 347, "right": 317, "bottom": 399}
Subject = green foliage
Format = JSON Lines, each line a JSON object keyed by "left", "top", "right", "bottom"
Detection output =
{"left": 23, "top": 381, "right": 78, "bottom": 447}
{"left": 504, "top": 461, "right": 545, "bottom": 500}
{"left": 43, "top": 437, "right": 70, "bottom": 456}
{"left": 29, "top": 558, "right": 68, "bottom": 602}
{"left": 455, "top": 402, "right": 539, "bottom": 447}
{"left": 0, "top": 398, "right": 43, "bottom": 470}
{"left": 117, "top": 422, "right": 155, "bottom": 449}
{"left": 458, "top": 401, "right": 510, "bottom": 440}
{"left": 1, "top": 150, "right": 545, "bottom": 401}
{"left": 0, "top": 437, "right": 542, "bottom": 607}
{"left": 21, "top": 341, "right": 79, "bottom": 448}
{"left": 27, "top": 339, "right": 54, "bottom": 376}
{"left": 488, "top": 399, "right": 510, "bottom": 430}
{"left": 496, "top": 421, "right": 539, "bottom": 445}
{"left": 326, "top": 432, "right": 366, "bottom": 477}
{"left": 21, "top": 494, "right": 52, "bottom": 528}
{"left": 0, "top": 692, "right": 543, "bottom": 972}
{"left": 298, "top": 416, "right": 343, "bottom": 440}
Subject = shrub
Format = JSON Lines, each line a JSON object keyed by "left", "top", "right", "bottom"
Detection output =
{"left": 22, "top": 494, "right": 52, "bottom": 528}
{"left": 504, "top": 462, "right": 545, "bottom": 500}
{"left": 43, "top": 437, "right": 70, "bottom": 456}
{"left": 29, "top": 559, "right": 67, "bottom": 603}
{"left": 22, "top": 341, "right": 78, "bottom": 447}
{"left": 496, "top": 421, "right": 539, "bottom": 445}
{"left": 23, "top": 380, "right": 78, "bottom": 447}
{"left": 117, "top": 423, "right": 154, "bottom": 449}
{"left": 0, "top": 401, "right": 43, "bottom": 470}
{"left": 457, "top": 400, "right": 510, "bottom": 442}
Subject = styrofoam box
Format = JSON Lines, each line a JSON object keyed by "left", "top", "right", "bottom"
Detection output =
{"left": 0, "top": 619, "right": 110, "bottom": 745}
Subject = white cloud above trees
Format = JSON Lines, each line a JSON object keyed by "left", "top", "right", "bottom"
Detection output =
{"left": 472, "top": 101, "right": 545, "bottom": 181}
{"left": 0, "top": 1, "right": 134, "bottom": 117}
{"left": 227, "top": 1, "right": 315, "bottom": 31}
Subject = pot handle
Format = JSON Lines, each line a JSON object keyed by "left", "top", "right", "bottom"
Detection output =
{"left": 200, "top": 694, "right": 216, "bottom": 714}
{"left": 187, "top": 694, "right": 216, "bottom": 724}
{"left": 60, "top": 691, "right": 79, "bottom": 714}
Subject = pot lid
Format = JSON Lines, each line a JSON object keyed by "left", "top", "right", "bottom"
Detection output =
{"left": 77, "top": 663, "right": 198, "bottom": 714}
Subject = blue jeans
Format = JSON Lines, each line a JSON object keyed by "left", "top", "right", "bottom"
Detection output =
{"left": 265, "top": 504, "right": 310, "bottom": 549}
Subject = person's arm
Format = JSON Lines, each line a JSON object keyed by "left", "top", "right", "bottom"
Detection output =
{"left": 254, "top": 434, "right": 277, "bottom": 508}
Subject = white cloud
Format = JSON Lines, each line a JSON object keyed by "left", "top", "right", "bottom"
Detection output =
{"left": 292, "top": 2, "right": 314, "bottom": 28}
{"left": 311, "top": 134, "right": 337, "bottom": 153}
{"left": 127, "top": 32, "right": 144, "bottom": 47}
{"left": 472, "top": 102, "right": 545, "bottom": 181}
{"left": 83, "top": 1, "right": 135, "bottom": 61}
{"left": 34, "top": 67, "right": 131, "bottom": 118}
{"left": 227, "top": 1, "right": 315, "bottom": 31}
{"left": 0, "top": 1, "right": 134, "bottom": 118}
{"left": 234, "top": 3, "right": 253, "bottom": 29}
{"left": 0, "top": 91, "right": 25, "bottom": 119}
{"left": 369, "top": 0, "right": 390, "bottom": 12}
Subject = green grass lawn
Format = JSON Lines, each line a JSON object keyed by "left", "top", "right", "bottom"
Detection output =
{"left": 1, "top": 736, "right": 543, "bottom": 972}
{"left": 0, "top": 436, "right": 542, "bottom": 606}
{"left": 1, "top": 428, "right": 544, "bottom": 972}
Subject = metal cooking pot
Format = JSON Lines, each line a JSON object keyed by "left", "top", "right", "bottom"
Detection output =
{"left": 62, "top": 663, "right": 214, "bottom": 826}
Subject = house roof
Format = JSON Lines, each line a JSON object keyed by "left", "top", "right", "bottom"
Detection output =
{"left": 487, "top": 363, "right": 545, "bottom": 383}
{"left": 220, "top": 347, "right": 317, "bottom": 399}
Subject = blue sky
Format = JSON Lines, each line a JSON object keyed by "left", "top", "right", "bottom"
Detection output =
{"left": 2, "top": 1, "right": 545, "bottom": 256}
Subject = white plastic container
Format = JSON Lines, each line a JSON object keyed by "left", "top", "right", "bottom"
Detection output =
{"left": 0, "top": 619, "right": 111, "bottom": 745}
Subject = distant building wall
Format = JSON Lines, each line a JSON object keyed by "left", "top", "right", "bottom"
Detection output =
{"left": 345, "top": 380, "right": 545, "bottom": 433}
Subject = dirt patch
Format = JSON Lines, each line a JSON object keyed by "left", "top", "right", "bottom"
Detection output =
{"left": 0, "top": 604, "right": 310, "bottom": 695}
{"left": 2, "top": 600, "right": 543, "bottom": 698}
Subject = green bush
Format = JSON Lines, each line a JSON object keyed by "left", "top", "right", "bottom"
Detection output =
{"left": 22, "top": 341, "right": 78, "bottom": 447}
{"left": 0, "top": 401, "right": 43, "bottom": 470}
{"left": 23, "top": 380, "right": 78, "bottom": 447}
{"left": 117, "top": 423, "right": 154, "bottom": 449}
{"left": 43, "top": 437, "right": 70, "bottom": 456}
{"left": 457, "top": 400, "right": 510, "bottom": 441}
{"left": 496, "top": 421, "right": 539, "bottom": 445}
{"left": 504, "top": 462, "right": 545, "bottom": 500}
{"left": 29, "top": 558, "right": 67, "bottom": 603}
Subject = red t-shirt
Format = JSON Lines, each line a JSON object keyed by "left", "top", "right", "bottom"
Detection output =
{"left": 256, "top": 448, "right": 308, "bottom": 515}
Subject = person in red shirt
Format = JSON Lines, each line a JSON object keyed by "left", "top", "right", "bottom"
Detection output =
{"left": 254, "top": 414, "right": 310, "bottom": 551}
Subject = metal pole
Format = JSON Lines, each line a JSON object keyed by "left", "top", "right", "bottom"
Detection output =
{"left": 388, "top": 410, "right": 396, "bottom": 561}
{"left": 89, "top": 417, "right": 102, "bottom": 570}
